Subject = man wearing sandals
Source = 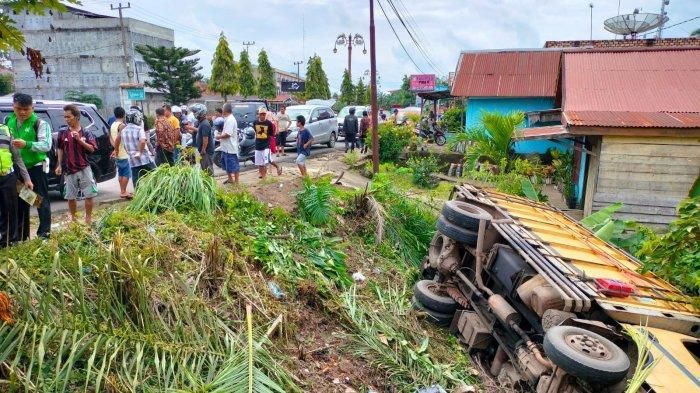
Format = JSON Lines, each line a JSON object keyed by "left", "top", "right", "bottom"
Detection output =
{"left": 253, "top": 107, "right": 282, "bottom": 180}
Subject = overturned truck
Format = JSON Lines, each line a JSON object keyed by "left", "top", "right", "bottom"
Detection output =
{"left": 414, "top": 184, "right": 700, "bottom": 393}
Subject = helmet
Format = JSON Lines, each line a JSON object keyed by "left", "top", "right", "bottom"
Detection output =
{"left": 189, "top": 103, "right": 207, "bottom": 119}
{"left": 172, "top": 105, "right": 182, "bottom": 113}
{"left": 125, "top": 108, "right": 144, "bottom": 126}
{"left": 213, "top": 116, "right": 225, "bottom": 130}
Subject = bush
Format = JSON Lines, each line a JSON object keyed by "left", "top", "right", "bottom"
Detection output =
{"left": 367, "top": 123, "right": 414, "bottom": 162}
{"left": 639, "top": 197, "right": 700, "bottom": 296}
{"left": 407, "top": 155, "right": 439, "bottom": 188}
{"left": 439, "top": 106, "right": 464, "bottom": 133}
{"left": 296, "top": 176, "right": 337, "bottom": 226}
{"left": 342, "top": 150, "right": 361, "bottom": 166}
{"left": 0, "top": 74, "right": 14, "bottom": 96}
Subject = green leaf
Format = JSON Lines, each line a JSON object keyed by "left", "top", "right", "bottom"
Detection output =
{"left": 580, "top": 202, "right": 624, "bottom": 229}
{"left": 594, "top": 219, "right": 617, "bottom": 241}
{"left": 520, "top": 178, "right": 540, "bottom": 202}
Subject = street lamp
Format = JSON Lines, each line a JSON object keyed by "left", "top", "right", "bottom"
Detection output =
{"left": 333, "top": 33, "right": 366, "bottom": 79}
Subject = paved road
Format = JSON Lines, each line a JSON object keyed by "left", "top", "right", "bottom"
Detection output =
{"left": 43, "top": 144, "right": 342, "bottom": 214}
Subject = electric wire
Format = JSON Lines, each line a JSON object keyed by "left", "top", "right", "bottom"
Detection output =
{"left": 385, "top": 0, "right": 442, "bottom": 74}
{"left": 376, "top": 0, "right": 424, "bottom": 74}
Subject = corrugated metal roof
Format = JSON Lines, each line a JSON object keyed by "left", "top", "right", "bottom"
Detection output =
{"left": 563, "top": 50, "right": 700, "bottom": 112}
{"left": 517, "top": 125, "right": 570, "bottom": 139}
{"left": 451, "top": 51, "right": 561, "bottom": 98}
{"left": 564, "top": 110, "right": 700, "bottom": 128}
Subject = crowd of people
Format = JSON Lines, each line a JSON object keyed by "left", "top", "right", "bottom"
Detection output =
{"left": 0, "top": 92, "right": 317, "bottom": 248}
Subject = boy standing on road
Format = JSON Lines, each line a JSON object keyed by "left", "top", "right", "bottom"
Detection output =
{"left": 0, "top": 124, "right": 32, "bottom": 247}
{"left": 109, "top": 106, "right": 132, "bottom": 199}
{"left": 6, "top": 93, "right": 52, "bottom": 240}
{"left": 295, "top": 115, "right": 314, "bottom": 177}
{"left": 216, "top": 103, "right": 240, "bottom": 185}
{"left": 55, "top": 105, "right": 97, "bottom": 225}
{"left": 276, "top": 106, "right": 290, "bottom": 157}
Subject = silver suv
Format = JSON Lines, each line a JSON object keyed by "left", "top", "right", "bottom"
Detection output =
{"left": 284, "top": 105, "right": 338, "bottom": 148}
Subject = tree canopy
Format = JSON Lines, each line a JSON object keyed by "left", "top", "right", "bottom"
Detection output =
{"left": 237, "top": 50, "right": 256, "bottom": 98}
{"left": 355, "top": 78, "right": 368, "bottom": 105}
{"left": 304, "top": 55, "right": 331, "bottom": 100}
{"left": 209, "top": 33, "right": 238, "bottom": 100}
{"left": 338, "top": 70, "right": 355, "bottom": 107}
{"left": 0, "top": 0, "right": 80, "bottom": 51}
{"left": 256, "top": 49, "right": 277, "bottom": 100}
{"left": 136, "top": 45, "right": 203, "bottom": 104}
{"left": 378, "top": 75, "right": 416, "bottom": 108}
{"left": 64, "top": 90, "right": 103, "bottom": 109}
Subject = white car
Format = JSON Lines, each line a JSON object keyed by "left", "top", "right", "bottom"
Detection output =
{"left": 337, "top": 105, "right": 370, "bottom": 137}
{"left": 284, "top": 104, "right": 338, "bottom": 148}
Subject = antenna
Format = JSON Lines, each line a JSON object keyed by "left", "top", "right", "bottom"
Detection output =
{"left": 589, "top": 3, "right": 594, "bottom": 41}
{"left": 657, "top": 0, "right": 670, "bottom": 38}
{"left": 604, "top": 8, "right": 668, "bottom": 39}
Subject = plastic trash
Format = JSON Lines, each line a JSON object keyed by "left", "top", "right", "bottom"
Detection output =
{"left": 352, "top": 271, "right": 366, "bottom": 282}
{"left": 267, "top": 281, "right": 285, "bottom": 299}
{"left": 416, "top": 385, "right": 447, "bottom": 393}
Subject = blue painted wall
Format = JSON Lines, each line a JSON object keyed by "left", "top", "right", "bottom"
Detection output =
{"left": 465, "top": 97, "right": 560, "bottom": 154}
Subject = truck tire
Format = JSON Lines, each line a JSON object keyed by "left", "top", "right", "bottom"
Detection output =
{"left": 437, "top": 215, "right": 478, "bottom": 246}
{"left": 411, "top": 296, "right": 453, "bottom": 327}
{"left": 544, "top": 325, "right": 630, "bottom": 385}
{"left": 413, "top": 280, "right": 457, "bottom": 313}
{"left": 441, "top": 201, "right": 491, "bottom": 231}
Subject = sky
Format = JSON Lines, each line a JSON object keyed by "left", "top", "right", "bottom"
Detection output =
{"left": 78, "top": 0, "right": 700, "bottom": 92}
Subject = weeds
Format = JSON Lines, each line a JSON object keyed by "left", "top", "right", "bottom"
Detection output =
{"left": 407, "top": 155, "right": 440, "bottom": 188}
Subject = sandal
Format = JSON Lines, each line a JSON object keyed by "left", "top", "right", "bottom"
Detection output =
{"left": 120, "top": 194, "right": 133, "bottom": 200}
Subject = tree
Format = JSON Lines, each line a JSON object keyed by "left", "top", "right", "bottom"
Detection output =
{"left": 136, "top": 45, "right": 203, "bottom": 104}
{"left": 338, "top": 70, "right": 355, "bottom": 106}
{"left": 354, "top": 78, "right": 368, "bottom": 105}
{"left": 304, "top": 55, "right": 331, "bottom": 100}
{"left": 692, "top": 28, "right": 700, "bottom": 38}
{"left": 0, "top": 0, "right": 80, "bottom": 52}
{"left": 465, "top": 111, "right": 525, "bottom": 169}
{"left": 256, "top": 49, "right": 277, "bottom": 100}
{"left": 238, "top": 50, "right": 256, "bottom": 98}
{"left": 0, "top": 74, "right": 13, "bottom": 96}
{"left": 64, "top": 90, "right": 103, "bottom": 109}
{"left": 209, "top": 33, "right": 238, "bottom": 100}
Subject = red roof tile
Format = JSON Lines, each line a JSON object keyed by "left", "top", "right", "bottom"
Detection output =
{"left": 451, "top": 50, "right": 561, "bottom": 98}
{"left": 563, "top": 50, "right": 700, "bottom": 113}
{"left": 564, "top": 110, "right": 700, "bottom": 128}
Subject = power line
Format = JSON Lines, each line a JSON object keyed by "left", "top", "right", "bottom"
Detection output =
{"left": 385, "top": 0, "right": 442, "bottom": 74}
{"left": 376, "top": 0, "right": 424, "bottom": 74}
{"left": 653, "top": 15, "right": 700, "bottom": 34}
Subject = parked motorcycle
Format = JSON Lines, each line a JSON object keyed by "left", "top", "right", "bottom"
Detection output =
{"left": 416, "top": 118, "right": 447, "bottom": 146}
{"left": 213, "top": 126, "right": 256, "bottom": 169}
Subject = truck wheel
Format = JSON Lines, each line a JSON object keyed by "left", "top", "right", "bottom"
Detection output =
{"left": 428, "top": 233, "right": 444, "bottom": 268}
{"left": 437, "top": 215, "right": 478, "bottom": 246}
{"left": 544, "top": 325, "right": 630, "bottom": 385}
{"left": 441, "top": 201, "right": 492, "bottom": 231}
{"left": 413, "top": 280, "right": 457, "bottom": 313}
{"left": 411, "top": 296, "right": 453, "bottom": 327}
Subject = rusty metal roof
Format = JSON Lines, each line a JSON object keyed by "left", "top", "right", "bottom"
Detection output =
{"left": 563, "top": 49, "right": 700, "bottom": 113}
{"left": 517, "top": 125, "right": 570, "bottom": 140}
{"left": 564, "top": 110, "right": 700, "bottom": 128}
{"left": 451, "top": 50, "right": 561, "bottom": 97}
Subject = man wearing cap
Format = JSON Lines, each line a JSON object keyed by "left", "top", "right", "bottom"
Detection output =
{"left": 253, "top": 107, "right": 275, "bottom": 179}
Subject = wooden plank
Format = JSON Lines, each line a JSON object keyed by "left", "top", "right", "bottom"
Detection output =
{"left": 603, "top": 136, "right": 700, "bottom": 146}
{"left": 599, "top": 155, "right": 699, "bottom": 166}
{"left": 583, "top": 136, "right": 602, "bottom": 217}
{"left": 592, "top": 202, "right": 678, "bottom": 216}
{"left": 598, "top": 162, "right": 700, "bottom": 176}
{"left": 597, "top": 178, "right": 693, "bottom": 193}
{"left": 600, "top": 143, "right": 700, "bottom": 158}
{"left": 593, "top": 192, "right": 684, "bottom": 208}
{"left": 597, "top": 171, "right": 697, "bottom": 183}
{"left": 608, "top": 212, "right": 676, "bottom": 225}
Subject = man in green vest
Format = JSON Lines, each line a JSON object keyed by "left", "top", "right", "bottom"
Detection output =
{"left": 0, "top": 124, "right": 32, "bottom": 247}
{"left": 6, "top": 93, "right": 53, "bottom": 240}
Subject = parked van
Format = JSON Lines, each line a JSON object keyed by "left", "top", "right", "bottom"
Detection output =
{"left": 415, "top": 184, "right": 699, "bottom": 393}
{"left": 284, "top": 104, "right": 338, "bottom": 148}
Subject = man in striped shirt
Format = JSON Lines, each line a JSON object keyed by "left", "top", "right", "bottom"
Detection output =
{"left": 114, "top": 108, "right": 155, "bottom": 188}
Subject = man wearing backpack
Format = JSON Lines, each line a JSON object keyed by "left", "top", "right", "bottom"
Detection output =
{"left": 6, "top": 93, "right": 52, "bottom": 240}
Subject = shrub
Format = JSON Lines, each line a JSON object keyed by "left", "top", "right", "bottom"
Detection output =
{"left": 639, "top": 197, "right": 700, "bottom": 296}
{"left": 367, "top": 123, "right": 414, "bottom": 162}
{"left": 439, "top": 106, "right": 464, "bottom": 133}
{"left": 342, "top": 150, "right": 361, "bottom": 166}
{"left": 296, "top": 176, "right": 337, "bottom": 226}
{"left": 407, "top": 155, "right": 439, "bottom": 188}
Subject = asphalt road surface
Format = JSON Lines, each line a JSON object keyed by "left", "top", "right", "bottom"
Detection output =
{"left": 43, "top": 144, "right": 342, "bottom": 214}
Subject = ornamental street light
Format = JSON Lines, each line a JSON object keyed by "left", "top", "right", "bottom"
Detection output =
{"left": 333, "top": 33, "right": 366, "bottom": 80}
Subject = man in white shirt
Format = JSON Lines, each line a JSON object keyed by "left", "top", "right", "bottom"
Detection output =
{"left": 216, "top": 103, "right": 240, "bottom": 184}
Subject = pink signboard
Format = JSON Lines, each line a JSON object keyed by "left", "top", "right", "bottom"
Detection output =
{"left": 409, "top": 74, "right": 436, "bottom": 92}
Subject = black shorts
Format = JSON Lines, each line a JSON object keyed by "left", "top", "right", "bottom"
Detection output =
{"left": 277, "top": 131, "right": 288, "bottom": 145}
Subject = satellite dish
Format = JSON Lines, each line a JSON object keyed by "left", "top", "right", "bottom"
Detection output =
{"left": 604, "top": 12, "right": 669, "bottom": 38}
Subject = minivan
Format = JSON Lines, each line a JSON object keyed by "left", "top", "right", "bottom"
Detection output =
{"left": 284, "top": 105, "right": 338, "bottom": 148}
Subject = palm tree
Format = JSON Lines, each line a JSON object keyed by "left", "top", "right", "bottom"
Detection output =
{"left": 692, "top": 28, "right": 700, "bottom": 38}
{"left": 464, "top": 111, "right": 525, "bottom": 170}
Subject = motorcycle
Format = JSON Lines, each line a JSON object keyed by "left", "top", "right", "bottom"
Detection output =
{"left": 213, "top": 126, "right": 256, "bottom": 169}
{"left": 416, "top": 118, "right": 447, "bottom": 146}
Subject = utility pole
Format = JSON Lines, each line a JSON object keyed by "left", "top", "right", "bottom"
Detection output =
{"left": 333, "top": 33, "right": 366, "bottom": 80}
{"left": 294, "top": 60, "right": 303, "bottom": 79}
{"left": 243, "top": 41, "right": 255, "bottom": 53}
{"left": 111, "top": 2, "right": 133, "bottom": 82}
{"left": 369, "top": 0, "right": 379, "bottom": 174}
{"left": 589, "top": 3, "right": 594, "bottom": 42}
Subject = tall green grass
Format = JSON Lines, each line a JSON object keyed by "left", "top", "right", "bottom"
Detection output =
{"left": 129, "top": 165, "right": 218, "bottom": 215}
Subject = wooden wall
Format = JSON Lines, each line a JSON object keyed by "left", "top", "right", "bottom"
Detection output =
{"left": 590, "top": 135, "right": 700, "bottom": 229}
